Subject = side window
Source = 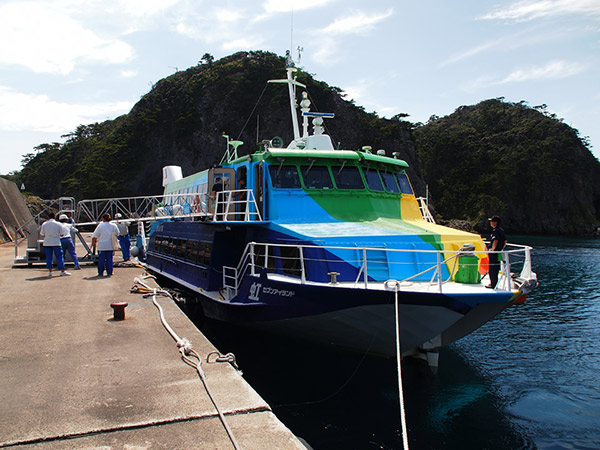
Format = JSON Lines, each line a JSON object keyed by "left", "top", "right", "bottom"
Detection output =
{"left": 268, "top": 165, "right": 301, "bottom": 189}
{"left": 187, "top": 240, "right": 199, "bottom": 263}
{"left": 380, "top": 172, "right": 400, "bottom": 193}
{"left": 395, "top": 172, "right": 414, "bottom": 195}
{"left": 365, "top": 168, "right": 384, "bottom": 191}
{"left": 301, "top": 165, "right": 333, "bottom": 189}
{"left": 198, "top": 242, "right": 212, "bottom": 265}
{"left": 175, "top": 239, "right": 187, "bottom": 258}
{"left": 333, "top": 166, "right": 364, "bottom": 189}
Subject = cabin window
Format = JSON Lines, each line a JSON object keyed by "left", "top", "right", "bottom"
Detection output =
{"left": 301, "top": 165, "right": 333, "bottom": 189}
{"left": 175, "top": 239, "right": 187, "bottom": 258}
{"left": 395, "top": 172, "right": 414, "bottom": 195}
{"left": 198, "top": 242, "right": 212, "bottom": 265}
{"left": 365, "top": 168, "right": 384, "bottom": 191}
{"left": 380, "top": 171, "right": 400, "bottom": 193}
{"left": 159, "top": 238, "right": 169, "bottom": 254}
{"left": 159, "top": 237, "right": 169, "bottom": 253}
{"left": 268, "top": 165, "right": 301, "bottom": 189}
{"left": 186, "top": 240, "right": 199, "bottom": 263}
{"left": 333, "top": 166, "right": 364, "bottom": 189}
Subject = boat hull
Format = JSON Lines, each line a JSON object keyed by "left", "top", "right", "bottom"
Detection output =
{"left": 152, "top": 266, "right": 519, "bottom": 358}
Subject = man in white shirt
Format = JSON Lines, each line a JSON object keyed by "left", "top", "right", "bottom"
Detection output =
{"left": 59, "top": 214, "right": 80, "bottom": 269}
{"left": 92, "top": 213, "right": 119, "bottom": 277}
{"left": 114, "top": 213, "right": 130, "bottom": 261}
{"left": 39, "top": 212, "right": 70, "bottom": 277}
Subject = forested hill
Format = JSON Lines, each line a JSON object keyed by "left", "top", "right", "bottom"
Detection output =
{"left": 414, "top": 99, "right": 600, "bottom": 234}
{"left": 14, "top": 51, "right": 421, "bottom": 200}
{"left": 9, "top": 51, "right": 600, "bottom": 235}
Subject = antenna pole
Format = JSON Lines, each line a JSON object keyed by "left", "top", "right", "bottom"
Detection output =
{"left": 286, "top": 68, "right": 301, "bottom": 139}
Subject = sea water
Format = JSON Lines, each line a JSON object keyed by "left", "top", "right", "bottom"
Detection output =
{"left": 191, "top": 236, "right": 600, "bottom": 449}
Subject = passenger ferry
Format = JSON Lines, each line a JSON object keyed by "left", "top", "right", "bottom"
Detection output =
{"left": 145, "top": 58, "right": 538, "bottom": 364}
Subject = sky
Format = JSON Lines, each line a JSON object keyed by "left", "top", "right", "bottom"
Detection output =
{"left": 0, "top": 0, "right": 599, "bottom": 175}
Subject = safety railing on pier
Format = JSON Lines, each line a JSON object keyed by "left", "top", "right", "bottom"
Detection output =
{"left": 75, "top": 190, "right": 262, "bottom": 225}
{"left": 222, "top": 241, "right": 535, "bottom": 300}
{"left": 13, "top": 191, "right": 262, "bottom": 264}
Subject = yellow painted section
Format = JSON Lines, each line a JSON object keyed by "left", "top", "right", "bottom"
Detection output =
{"left": 399, "top": 195, "right": 487, "bottom": 277}
{"left": 400, "top": 195, "right": 424, "bottom": 221}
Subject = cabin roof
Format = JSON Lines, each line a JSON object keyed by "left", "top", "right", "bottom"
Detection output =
{"left": 251, "top": 148, "right": 409, "bottom": 168}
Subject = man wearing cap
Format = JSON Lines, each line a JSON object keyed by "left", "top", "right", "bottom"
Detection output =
{"left": 114, "top": 213, "right": 130, "bottom": 262}
{"left": 92, "top": 213, "right": 119, "bottom": 276}
{"left": 39, "top": 212, "right": 70, "bottom": 277}
{"left": 58, "top": 213, "right": 81, "bottom": 269}
{"left": 487, "top": 216, "right": 507, "bottom": 288}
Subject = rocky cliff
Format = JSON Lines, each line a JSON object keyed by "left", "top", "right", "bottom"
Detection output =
{"left": 413, "top": 99, "right": 600, "bottom": 234}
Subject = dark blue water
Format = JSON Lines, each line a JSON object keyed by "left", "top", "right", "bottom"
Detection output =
{"left": 189, "top": 236, "right": 600, "bottom": 449}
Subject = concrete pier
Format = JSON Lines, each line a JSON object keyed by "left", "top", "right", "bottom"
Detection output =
{"left": 0, "top": 242, "right": 307, "bottom": 449}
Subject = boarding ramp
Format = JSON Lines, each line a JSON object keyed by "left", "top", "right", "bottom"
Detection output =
{"left": 14, "top": 191, "right": 263, "bottom": 266}
{"left": 75, "top": 190, "right": 261, "bottom": 225}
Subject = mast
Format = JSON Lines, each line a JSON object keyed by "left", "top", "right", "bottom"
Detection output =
{"left": 268, "top": 52, "right": 306, "bottom": 140}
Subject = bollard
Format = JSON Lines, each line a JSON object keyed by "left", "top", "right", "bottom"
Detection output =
{"left": 328, "top": 271, "right": 340, "bottom": 284}
{"left": 110, "top": 302, "right": 128, "bottom": 320}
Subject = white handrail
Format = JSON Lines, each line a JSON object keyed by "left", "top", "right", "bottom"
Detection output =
{"left": 221, "top": 241, "right": 535, "bottom": 295}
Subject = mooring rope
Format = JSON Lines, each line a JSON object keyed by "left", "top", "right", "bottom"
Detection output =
{"left": 385, "top": 279, "right": 410, "bottom": 450}
{"left": 132, "top": 276, "right": 242, "bottom": 450}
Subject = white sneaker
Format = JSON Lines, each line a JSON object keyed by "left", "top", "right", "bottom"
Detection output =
{"left": 48, "top": 271, "right": 53, "bottom": 277}
{"left": 60, "top": 271, "right": 72, "bottom": 276}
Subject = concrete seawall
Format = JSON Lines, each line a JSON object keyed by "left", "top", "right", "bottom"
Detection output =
{"left": 0, "top": 243, "right": 307, "bottom": 449}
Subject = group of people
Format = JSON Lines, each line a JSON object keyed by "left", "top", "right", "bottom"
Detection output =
{"left": 40, "top": 211, "right": 131, "bottom": 278}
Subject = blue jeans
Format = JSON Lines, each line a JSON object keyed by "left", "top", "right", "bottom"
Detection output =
{"left": 118, "top": 235, "right": 131, "bottom": 261}
{"left": 44, "top": 246, "right": 64, "bottom": 271}
{"left": 60, "top": 237, "right": 79, "bottom": 267}
{"left": 98, "top": 250, "right": 114, "bottom": 275}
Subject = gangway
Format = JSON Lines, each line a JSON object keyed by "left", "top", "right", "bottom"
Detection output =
{"left": 13, "top": 191, "right": 263, "bottom": 266}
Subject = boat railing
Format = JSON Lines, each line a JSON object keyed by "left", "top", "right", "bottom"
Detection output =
{"left": 417, "top": 197, "right": 435, "bottom": 223}
{"left": 221, "top": 241, "right": 535, "bottom": 300}
{"left": 214, "top": 189, "right": 262, "bottom": 222}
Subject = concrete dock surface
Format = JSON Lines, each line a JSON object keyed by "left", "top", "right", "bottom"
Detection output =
{"left": 0, "top": 242, "right": 307, "bottom": 449}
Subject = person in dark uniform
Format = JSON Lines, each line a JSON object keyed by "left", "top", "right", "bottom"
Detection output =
{"left": 487, "top": 215, "right": 507, "bottom": 288}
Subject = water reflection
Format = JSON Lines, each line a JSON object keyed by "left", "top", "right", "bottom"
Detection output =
{"left": 192, "top": 317, "right": 532, "bottom": 449}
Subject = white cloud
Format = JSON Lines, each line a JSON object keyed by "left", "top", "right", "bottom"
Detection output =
{"left": 482, "top": 0, "right": 600, "bottom": 22}
{"left": 262, "top": 0, "right": 334, "bottom": 14}
{"left": 322, "top": 9, "right": 393, "bottom": 35}
{"left": 0, "top": 86, "right": 132, "bottom": 133}
{"left": 312, "top": 9, "right": 393, "bottom": 65}
{"left": 121, "top": 70, "right": 138, "bottom": 78}
{"left": 0, "top": 2, "right": 133, "bottom": 75}
{"left": 222, "top": 38, "right": 264, "bottom": 51}
{"left": 460, "top": 60, "right": 585, "bottom": 92}
{"left": 499, "top": 60, "right": 585, "bottom": 83}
